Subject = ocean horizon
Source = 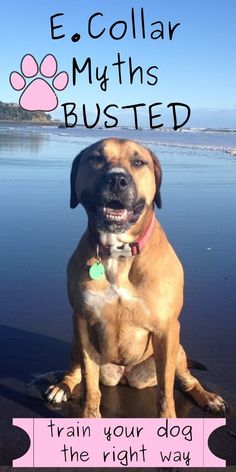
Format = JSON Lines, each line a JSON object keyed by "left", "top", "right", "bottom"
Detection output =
{"left": 1, "top": 122, "right": 236, "bottom": 157}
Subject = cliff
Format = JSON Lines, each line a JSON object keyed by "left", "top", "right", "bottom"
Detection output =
{"left": 0, "top": 101, "right": 52, "bottom": 122}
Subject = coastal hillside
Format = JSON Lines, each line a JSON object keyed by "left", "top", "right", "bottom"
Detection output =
{"left": 0, "top": 100, "right": 52, "bottom": 122}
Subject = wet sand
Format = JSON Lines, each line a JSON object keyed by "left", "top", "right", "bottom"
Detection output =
{"left": 0, "top": 126, "right": 236, "bottom": 468}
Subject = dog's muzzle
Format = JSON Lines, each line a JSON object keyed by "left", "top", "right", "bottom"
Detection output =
{"left": 80, "top": 168, "right": 146, "bottom": 233}
{"left": 99, "top": 171, "right": 134, "bottom": 222}
{"left": 90, "top": 170, "right": 145, "bottom": 232}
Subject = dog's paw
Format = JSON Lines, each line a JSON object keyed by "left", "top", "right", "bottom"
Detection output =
{"left": 46, "top": 383, "right": 71, "bottom": 404}
{"left": 206, "top": 393, "right": 227, "bottom": 416}
{"left": 82, "top": 405, "right": 101, "bottom": 418}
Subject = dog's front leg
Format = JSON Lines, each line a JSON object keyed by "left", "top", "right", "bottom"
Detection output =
{"left": 78, "top": 318, "right": 101, "bottom": 418}
{"left": 153, "top": 319, "right": 180, "bottom": 418}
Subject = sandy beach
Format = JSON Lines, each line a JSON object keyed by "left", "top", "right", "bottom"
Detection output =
{"left": 0, "top": 124, "right": 236, "bottom": 467}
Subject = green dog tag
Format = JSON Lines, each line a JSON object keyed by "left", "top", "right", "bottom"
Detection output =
{"left": 89, "top": 262, "right": 105, "bottom": 280}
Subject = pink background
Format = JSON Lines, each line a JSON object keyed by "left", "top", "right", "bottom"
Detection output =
{"left": 13, "top": 418, "right": 226, "bottom": 468}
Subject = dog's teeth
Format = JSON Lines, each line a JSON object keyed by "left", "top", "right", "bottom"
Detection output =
{"left": 108, "top": 214, "right": 125, "bottom": 220}
{"left": 106, "top": 214, "right": 124, "bottom": 221}
{"left": 104, "top": 207, "right": 128, "bottom": 222}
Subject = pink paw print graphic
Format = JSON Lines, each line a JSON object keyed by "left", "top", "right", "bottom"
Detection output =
{"left": 9, "top": 54, "right": 69, "bottom": 112}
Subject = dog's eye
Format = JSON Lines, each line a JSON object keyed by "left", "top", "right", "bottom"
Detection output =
{"left": 132, "top": 159, "right": 147, "bottom": 168}
{"left": 89, "top": 155, "right": 105, "bottom": 167}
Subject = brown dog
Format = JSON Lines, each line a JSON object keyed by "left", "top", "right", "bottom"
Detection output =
{"left": 47, "top": 138, "right": 226, "bottom": 417}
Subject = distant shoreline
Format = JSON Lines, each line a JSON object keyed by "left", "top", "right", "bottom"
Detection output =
{"left": 0, "top": 119, "right": 62, "bottom": 126}
{"left": 1, "top": 120, "right": 236, "bottom": 133}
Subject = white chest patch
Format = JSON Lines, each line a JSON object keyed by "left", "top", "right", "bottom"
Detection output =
{"left": 83, "top": 285, "right": 134, "bottom": 318}
{"left": 104, "top": 258, "right": 119, "bottom": 284}
{"left": 83, "top": 284, "right": 148, "bottom": 321}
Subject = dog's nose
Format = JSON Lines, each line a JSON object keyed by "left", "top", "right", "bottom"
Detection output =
{"left": 106, "top": 172, "right": 130, "bottom": 193}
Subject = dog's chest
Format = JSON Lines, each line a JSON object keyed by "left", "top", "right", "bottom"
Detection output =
{"left": 83, "top": 282, "right": 150, "bottom": 364}
{"left": 82, "top": 257, "right": 151, "bottom": 363}
{"left": 84, "top": 257, "right": 148, "bottom": 317}
{"left": 83, "top": 282, "right": 147, "bottom": 322}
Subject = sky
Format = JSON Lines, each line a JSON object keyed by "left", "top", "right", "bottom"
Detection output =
{"left": 1, "top": 0, "right": 236, "bottom": 128}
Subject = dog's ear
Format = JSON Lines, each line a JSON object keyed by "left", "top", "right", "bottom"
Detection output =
{"left": 149, "top": 150, "right": 162, "bottom": 209}
{"left": 70, "top": 151, "right": 83, "bottom": 208}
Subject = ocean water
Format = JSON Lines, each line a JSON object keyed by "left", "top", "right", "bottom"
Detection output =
{"left": 0, "top": 124, "right": 236, "bottom": 396}
{"left": 2, "top": 123, "right": 236, "bottom": 156}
